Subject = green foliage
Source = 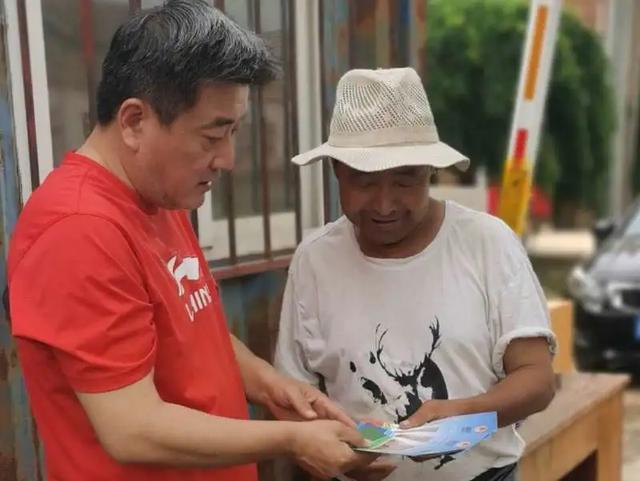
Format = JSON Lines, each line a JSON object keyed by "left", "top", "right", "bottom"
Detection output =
{"left": 425, "top": 0, "right": 615, "bottom": 213}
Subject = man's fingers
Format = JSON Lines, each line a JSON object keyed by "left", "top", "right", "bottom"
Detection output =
{"left": 287, "top": 388, "right": 318, "bottom": 420}
{"left": 367, "top": 458, "right": 398, "bottom": 470}
{"left": 339, "top": 425, "right": 368, "bottom": 448}
{"left": 346, "top": 458, "right": 398, "bottom": 481}
{"left": 314, "top": 397, "right": 356, "bottom": 427}
{"left": 343, "top": 452, "right": 381, "bottom": 476}
{"left": 399, "top": 406, "right": 432, "bottom": 429}
{"left": 267, "top": 401, "right": 306, "bottom": 421}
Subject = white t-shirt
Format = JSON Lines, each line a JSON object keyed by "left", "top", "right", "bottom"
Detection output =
{"left": 275, "top": 201, "right": 556, "bottom": 481}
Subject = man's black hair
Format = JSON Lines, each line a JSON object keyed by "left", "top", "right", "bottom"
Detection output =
{"left": 96, "top": 0, "right": 278, "bottom": 125}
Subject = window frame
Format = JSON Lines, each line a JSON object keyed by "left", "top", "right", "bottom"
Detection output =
{"left": 13, "top": 0, "right": 326, "bottom": 280}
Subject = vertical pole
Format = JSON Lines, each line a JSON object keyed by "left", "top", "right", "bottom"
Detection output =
{"left": 498, "top": 0, "right": 562, "bottom": 235}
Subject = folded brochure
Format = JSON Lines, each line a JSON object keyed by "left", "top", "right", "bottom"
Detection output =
{"left": 355, "top": 412, "right": 497, "bottom": 457}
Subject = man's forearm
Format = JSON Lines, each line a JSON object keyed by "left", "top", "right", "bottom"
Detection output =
{"left": 462, "top": 365, "right": 555, "bottom": 427}
{"left": 106, "top": 398, "right": 295, "bottom": 466}
{"left": 230, "top": 334, "right": 278, "bottom": 404}
{"left": 403, "top": 338, "right": 555, "bottom": 430}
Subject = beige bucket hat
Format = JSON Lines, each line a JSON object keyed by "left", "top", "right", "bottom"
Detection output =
{"left": 293, "top": 67, "right": 470, "bottom": 172}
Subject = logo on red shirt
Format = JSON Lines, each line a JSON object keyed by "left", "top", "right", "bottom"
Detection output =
{"left": 166, "top": 255, "right": 212, "bottom": 321}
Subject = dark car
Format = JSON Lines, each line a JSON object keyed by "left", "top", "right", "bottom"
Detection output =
{"left": 567, "top": 199, "right": 640, "bottom": 371}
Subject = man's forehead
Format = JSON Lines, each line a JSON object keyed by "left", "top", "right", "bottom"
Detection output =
{"left": 193, "top": 83, "right": 249, "bottom": 123}
{"left": 345, "top": 164, "right": 429, "bottom": 176}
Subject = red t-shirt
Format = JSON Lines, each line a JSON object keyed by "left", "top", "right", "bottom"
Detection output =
{"left": 8, "top": 152, "right": 258, "bottom": 481}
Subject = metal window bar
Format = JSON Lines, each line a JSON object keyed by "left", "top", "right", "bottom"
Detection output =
{"left": 213, "top": 0, "right": 234, "bottom": 255}
{"left": 213, "top": 0, "right": 234, "bottom": 265}
{"left": 16, "top": 0, "right": 38, "bottom": 191}
{"left": 207, "top": 0, "right": 302, "bottom": 279}
{"left": 318, "top": 0, "right": 348, "bottom": 224}
{"left": 251, "top": 0, "right": 273, "bottom": 260}
{"left": 80, "top": 0, "right": 98, "bottom": 129}
{"left": 223, "top": 170, "right": 237, "bottom": 264}
{"left": 248, "top": 0, "right": 260, "bottom": 216}
{"left": 319, "top": 0, "right": 426, "bottom": 223}
{"left": 129, "top": 0, "right": 141, "bottom": 14}
{"left": 283, "top": 0, "right": 302, "bottom": 244}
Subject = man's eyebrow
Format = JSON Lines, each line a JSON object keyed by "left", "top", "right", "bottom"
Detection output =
{"left": 199, "top": 117, "right": 234, "bottom": 129}
{"left": 199, "top": 113, "right": 247, "bottom": 129}
{"left": 394, "top": 167, "right": 420, "bottom": 175}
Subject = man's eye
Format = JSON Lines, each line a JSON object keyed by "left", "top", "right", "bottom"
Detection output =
{"left": 396, "top": 177, "right": 419, "bottom": 187}
{"left": 353, "top": 177, "right": 374, "bottom": 188}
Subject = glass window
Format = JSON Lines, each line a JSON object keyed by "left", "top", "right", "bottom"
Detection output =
{"left": 261, "top": 0, "right": 294, "bottom": 214}
{"left": 42, "top": 0, "right": 129, "bottom": 165}
{"left": 141, "top": 0, "right": 165, "bottom": 9}
{"left": 39, "top": 0, "right": 300, "bottom": 268}
{"left": 204, "top": 0, "right": 298, "bottom": 263}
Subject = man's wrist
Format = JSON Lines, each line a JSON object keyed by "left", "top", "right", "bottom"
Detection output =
{"left": 457, "top": 395, "right": 484, "bottom": 416}
{"left": 274, "top": 421, "right": 299, "bottom": 457}
{"left": 246, "top": 360, "right": 279, "bottom": 404}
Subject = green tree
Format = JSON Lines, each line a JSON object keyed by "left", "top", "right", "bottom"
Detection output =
{"left": 425, "top": 0, "right": 615, "bottom": 217}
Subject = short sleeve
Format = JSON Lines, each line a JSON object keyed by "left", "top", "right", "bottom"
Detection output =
{"left": 274, "top": 250, "right": 323, "bottom": 387}
{"left": 10, "top": 215, "right": 156, "bottom": 393}
{"left": 487, "top": 226, "right": 557, "bottom": 378}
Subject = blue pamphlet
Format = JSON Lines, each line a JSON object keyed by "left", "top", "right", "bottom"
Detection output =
{"left": 355, "top": 412, "right": 498, "bottom": 457}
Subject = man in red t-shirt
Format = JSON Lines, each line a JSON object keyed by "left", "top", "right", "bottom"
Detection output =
{"left": 7, "top": 2, "right": 379, "bottom": 480}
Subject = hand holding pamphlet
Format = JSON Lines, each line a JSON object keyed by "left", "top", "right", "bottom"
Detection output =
{"left": 354, "top": 412, "right": 498, "bottom": 458}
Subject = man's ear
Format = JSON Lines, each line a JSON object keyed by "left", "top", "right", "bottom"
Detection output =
{"left": 117, "top": 98, "right": 149, "bottom": 152}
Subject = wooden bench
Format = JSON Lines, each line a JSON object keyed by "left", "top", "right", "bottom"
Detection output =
{"left": 519, "top": 372, "right": 630, "bottom": 481}
{"left": 548, "top": 299, "right": 575, "bottom": 373}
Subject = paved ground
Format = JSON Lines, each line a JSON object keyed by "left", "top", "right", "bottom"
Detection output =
{"left": 624, "top": 385, "right": 640, "bottom": 481}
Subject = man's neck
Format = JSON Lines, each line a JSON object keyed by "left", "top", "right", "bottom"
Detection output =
{"left": 76, "top": 127, "right": 134, "bottom": 189}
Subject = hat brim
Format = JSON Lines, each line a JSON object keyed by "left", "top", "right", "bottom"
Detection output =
{"left": 292, "top": 141, "right": 470, "bottom": 173}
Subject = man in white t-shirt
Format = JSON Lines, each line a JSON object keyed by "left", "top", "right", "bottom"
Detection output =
{"left": 275, "top": 68, "right": 557, "bottom": 481}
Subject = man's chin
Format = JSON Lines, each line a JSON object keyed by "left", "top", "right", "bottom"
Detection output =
{"left": 186, "top": 195, "right": 206, "bottom": 211}
{"left": 379, "top": 236, "right": 407, "bottom": 247}
{"left": 365, "top": 231, "right": 407, "bottom": 247}
{"left": 167, "top": 193, "right": 206, "bottom": 211}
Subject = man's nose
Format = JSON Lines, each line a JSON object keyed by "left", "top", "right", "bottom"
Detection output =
{"left": 372, "top": 184, "right": 397, "bottom": 216}
{"left": 211, "top": 135, "right": 235, "bottom": 172}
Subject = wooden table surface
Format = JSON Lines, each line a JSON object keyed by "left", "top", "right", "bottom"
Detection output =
{"left": 520, "top": 372, "right": 630, "bottom": 481}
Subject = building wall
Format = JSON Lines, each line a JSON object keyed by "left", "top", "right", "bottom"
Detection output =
{"left": 564, "top": 0, "right": 611, "bottom": 33}
{"left": 565, "top": 0, "right": 640, "bottom": 215}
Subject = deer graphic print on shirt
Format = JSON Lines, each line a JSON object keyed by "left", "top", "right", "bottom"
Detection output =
{"left": 349, "top": 318, "right": 454, "bottom": 470}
